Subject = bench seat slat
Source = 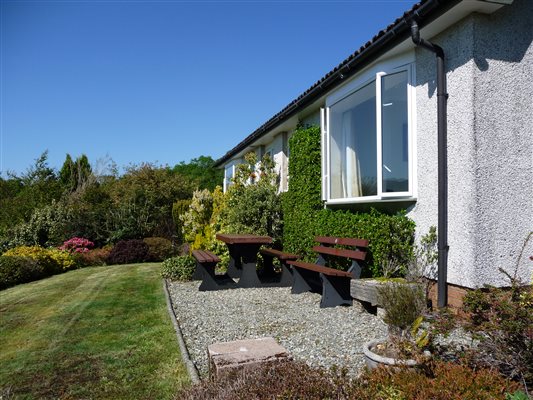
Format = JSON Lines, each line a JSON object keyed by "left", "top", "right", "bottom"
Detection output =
{"left": 192, "top": 249, "right": 220, "bottom": 264}
{"left": 260, "top": 248, "right": 299, "bottom": 260}
{"left": 287, "top": 260, "right": 353, "bottom": 278}
{"left": 315, "top": 236, "right": 368, "bottom": 248}
{"left": 312, "top": 245, "right": 366, "bottom": 261}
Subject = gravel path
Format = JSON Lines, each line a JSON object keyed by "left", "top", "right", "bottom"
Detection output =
{"left": 167, "top": 280, "right": 387, "bottom": 378}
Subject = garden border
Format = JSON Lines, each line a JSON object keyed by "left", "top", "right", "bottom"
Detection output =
{"left": 162, "top": 279, "right": 200, "bottom": 384}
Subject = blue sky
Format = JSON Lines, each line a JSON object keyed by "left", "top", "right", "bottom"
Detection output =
{"left": 1, "top": 0, "right": 417, "bottom": 177}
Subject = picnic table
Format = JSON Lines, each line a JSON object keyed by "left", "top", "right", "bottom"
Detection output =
{"left": 216, "top": 233, "right": 273, "bottom": 288}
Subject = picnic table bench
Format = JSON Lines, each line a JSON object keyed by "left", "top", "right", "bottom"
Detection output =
{"left": 287, "top": 236, "right": 368, "bottom": 308}
{"left": 259, "top": 248, "right": 300, "bottom": 286}
{"left": 192, "top": 249, "right": 236, "bottom": 291}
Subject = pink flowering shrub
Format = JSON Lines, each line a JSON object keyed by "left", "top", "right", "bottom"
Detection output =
{"left": 59, "top": 237, "right": 94, "bottom": 254}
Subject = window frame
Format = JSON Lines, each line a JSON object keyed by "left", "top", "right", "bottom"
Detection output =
{"left": 323, "top": 54, "right": 417, "bottom": 205}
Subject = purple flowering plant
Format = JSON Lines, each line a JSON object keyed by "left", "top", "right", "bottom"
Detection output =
{"left": 59, "top": 237, "right": 95, "bottom": 254}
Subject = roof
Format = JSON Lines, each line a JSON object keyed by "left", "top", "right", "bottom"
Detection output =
{"left": 214, "top": 0, "right": 462, "bottom": 167}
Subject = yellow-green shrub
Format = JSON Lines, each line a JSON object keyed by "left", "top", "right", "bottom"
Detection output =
{"left": 3, "top": 246, "right": 76, "bottom": 272}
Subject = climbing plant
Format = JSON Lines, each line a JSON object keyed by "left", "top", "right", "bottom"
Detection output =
{"left": 281, "top": 125, "right": 415, "bottom": 277}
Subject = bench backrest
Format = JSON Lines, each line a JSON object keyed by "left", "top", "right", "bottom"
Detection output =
{"left": 313, "top": 236, "right": 368, "bottom": 278}
{"left": 315, "top": 236, "right": 368, "bottom": 248}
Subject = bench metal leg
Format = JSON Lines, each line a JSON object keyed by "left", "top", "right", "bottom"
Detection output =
{"left": 236, "top": 245, "right": 263, "bottom": 288}
{"left": 226, "top": 245, "right": 242, "bottom": 279}
{"left": 192, "top": 263, "right": 204, "bottom": 280}
{"left": 292, "top": 267, "right": 320, "bottom": 294}
{"left": 278, "top": 262, "right": 293, "bottom": 287}
{"left": 260, "top": 254, "right": 276, "bottom": 280}
{"left": 198, "top": 262, "right": 236, "bottom": 291}
{"left": 319, "top": 274, "right": 353, "bottom": 308}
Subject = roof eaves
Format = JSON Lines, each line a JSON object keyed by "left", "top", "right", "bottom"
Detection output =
{"left": 214, "top": 0, "right": 461, "bottom": 168}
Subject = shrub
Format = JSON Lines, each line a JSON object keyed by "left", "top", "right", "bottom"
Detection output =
{"left": 73, "top": 248, "right": 111, "bottom": 267}
{"left": 222, "top": 152, "right": 283, "bottom": 246}
{"left": 176, "top": 359, "right": 519, "bottom": 400}
{"left": 106, "top": 239, "right": 149, "bottom": 265}
{"left": 180, "top": 189, "right": 214, "bottom": 245}
{"left": 3, "top": 245, "right": 76, "bottom": 272}
{"left": 351, "top": 360, "right": 521, "bottom": 399}
{"left": 180, "top": 187, "right": 229, "bottom": 268}
{"left": 378, "top": 281, "right": 427, "bottom": 335}
{"left": 59, "top": 237, "right": 94, "bottom": 254}
{"left": 463, "top": 282, "right": 533, "bottom": 389}
{"left": 143, "top": 237, "right": 174, "bottom": 261}
{"left": 176, "top": 360, "right": 341, "bottom": 400}
{"left": 161, "top": 255, "right": 196, "bottom": 281}
{"left": 172, "top": 199, "right": 192, "bottom": 243}
{"left": 7, "top": 201, "right": 71, "bottom": 248}
{"left": 0, "top": 256, "right": 44, "bottom": 289}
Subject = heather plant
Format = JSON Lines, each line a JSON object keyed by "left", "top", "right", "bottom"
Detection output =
{"left": 176, "top": 359, "right": 520, "bottom": 400}
{"left": 161, "top": 255, "right": 196, "bottom": 281}
{"left": 378, "top": 281, "right": 427, "bottom": 339}
{"left": 463, "top": 280, "right": 533, "bottom": 390}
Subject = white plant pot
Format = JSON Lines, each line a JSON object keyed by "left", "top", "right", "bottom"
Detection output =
{"left": 362, "top": 339, "right": 429, "bottom": 370}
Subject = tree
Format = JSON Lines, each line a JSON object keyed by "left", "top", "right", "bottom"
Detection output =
{"left": 172, "top": 155, "right": 223, "bottom": 191}
{"left": 107, "top": 163, "right": 195, "bottom": 240}
{"left": 59, "top": 154, "right": 93, "bottom": 192}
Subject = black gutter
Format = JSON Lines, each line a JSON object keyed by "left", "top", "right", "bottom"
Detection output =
{"left": 215, "top": 0, "right": 462, "bottom": 167}
{"left": 410, "top": 20, "right": 449, "bottom": 308}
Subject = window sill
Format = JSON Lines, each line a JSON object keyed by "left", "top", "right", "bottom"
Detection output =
{"left": 325, "top": 196, "right": 417, "bottom": 206}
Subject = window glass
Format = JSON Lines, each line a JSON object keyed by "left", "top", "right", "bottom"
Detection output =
{"left": 224, "top": 165, "right": 234, "bottom": 191}
{"left": 381, "top": 71, "right": 409, "bottom": 193}
{"left": 329, "top": 81, "right": 377, "bottom": 199}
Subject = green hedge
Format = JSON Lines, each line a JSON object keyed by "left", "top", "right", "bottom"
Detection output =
{"left": 282, "top": 125, "right": 415, "bottom": 277}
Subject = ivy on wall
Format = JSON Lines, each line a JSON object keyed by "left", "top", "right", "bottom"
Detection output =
{"left": 281, "top": 125, "right": 415, "bottom": 277}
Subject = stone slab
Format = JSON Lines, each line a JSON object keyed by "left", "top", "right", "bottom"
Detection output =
{"left": 208, "top": 337, "right": 289, "bottom": 379}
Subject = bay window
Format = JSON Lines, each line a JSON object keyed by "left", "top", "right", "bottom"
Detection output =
{"left": 322, "top": 62, "right": 414, "bottom": 203}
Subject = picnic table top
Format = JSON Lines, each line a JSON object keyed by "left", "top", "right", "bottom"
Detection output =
{"left": 216, "top": 233, "right": 273, "bottom": 245}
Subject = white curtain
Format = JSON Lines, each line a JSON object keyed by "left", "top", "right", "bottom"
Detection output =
{"left": 341, "top": 112, "right": 362, "bottom": 198}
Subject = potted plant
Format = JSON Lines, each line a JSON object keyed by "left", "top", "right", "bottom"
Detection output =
{"left": 363, "top": 281, "right": 431, "bottom": 369}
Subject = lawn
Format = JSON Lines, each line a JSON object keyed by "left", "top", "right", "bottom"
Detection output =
{"left": 0, "top": 263, "right": 190, "bottom": 399}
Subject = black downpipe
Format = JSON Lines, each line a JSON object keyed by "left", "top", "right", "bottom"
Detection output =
{"left": 410, "top": 21, "right": 449, "bottom": 308}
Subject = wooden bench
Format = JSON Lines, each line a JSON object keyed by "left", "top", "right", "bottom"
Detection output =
{"left": 192, "top": 249, "right": 235, "bottom": 291}
{"left": 287, "top": 236, "right": 368, "bottom": 308}
{"left": 259, "top": 248, "right": 300, "bottom": 287}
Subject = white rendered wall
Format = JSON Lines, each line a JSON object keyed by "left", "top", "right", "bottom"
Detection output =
{"left": 410, "top": 0, "right": 532, "bottom": 288}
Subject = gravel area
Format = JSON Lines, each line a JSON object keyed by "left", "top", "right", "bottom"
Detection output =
{"left": 168, "top": 280, "right": 387, "bottom": 378}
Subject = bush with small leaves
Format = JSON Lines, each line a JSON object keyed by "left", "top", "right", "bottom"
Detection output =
{"left": 73, "top": 248, "right": 111, "bottom": 267}
{"left": 161, "top": 255, "right": 196, "bottom": 281}
{"left": 143, "top": 237, "right": 175, "bottom": 261}
{"left": 0, "top": 256, "right": 44, "bottom": 289}
{"left": 106, "top": 239, "right": 149, "bottom": 265}
{"left": 3, "top": 245, "right": 76, "bottom": 272}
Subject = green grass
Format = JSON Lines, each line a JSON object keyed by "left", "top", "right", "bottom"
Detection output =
{"left": 0, "top": 263, "right": 190, "bottom": 399}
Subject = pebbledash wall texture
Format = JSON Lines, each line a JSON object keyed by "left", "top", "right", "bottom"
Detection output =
{"left": 410, "top": 0, "right": 533, "bottom": 288}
